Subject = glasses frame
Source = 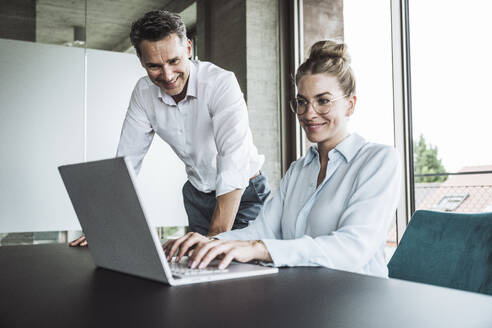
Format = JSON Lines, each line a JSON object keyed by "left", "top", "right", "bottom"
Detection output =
{"left": 290, "top": 94, "right": 348, "bottom": 115}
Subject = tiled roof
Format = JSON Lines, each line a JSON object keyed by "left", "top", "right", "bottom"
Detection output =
{"left": 415, "top": 165, "right": 492, "bottom": 213}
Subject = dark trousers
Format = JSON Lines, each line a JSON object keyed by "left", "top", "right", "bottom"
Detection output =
{"left": 182, "top": 173, "right": 271, "bottom": 235}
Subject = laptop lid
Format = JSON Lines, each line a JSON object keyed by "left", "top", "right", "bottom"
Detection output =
{"left": 59, "top": 157, "right": 174, "bottom": 284}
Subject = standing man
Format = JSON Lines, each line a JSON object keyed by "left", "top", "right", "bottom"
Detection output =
{"left": 70, "top": 10, "right": 269, "bottom": 246}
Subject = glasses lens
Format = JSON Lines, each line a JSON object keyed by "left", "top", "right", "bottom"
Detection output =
{"left": 315, "top": 99, "right": 331, "bottom": 114}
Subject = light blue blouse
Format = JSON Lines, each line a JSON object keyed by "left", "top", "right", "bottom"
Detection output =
{"left": 217, "top": 133, "right": 401, "bottom": 277}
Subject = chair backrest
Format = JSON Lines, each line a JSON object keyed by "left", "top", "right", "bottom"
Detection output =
{"left": 388, "top": 210, "right": 492, "bottom": 295}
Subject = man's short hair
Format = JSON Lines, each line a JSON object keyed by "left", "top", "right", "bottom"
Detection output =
{"left": 130, "top": 10, "right": 187, "bottom": 58}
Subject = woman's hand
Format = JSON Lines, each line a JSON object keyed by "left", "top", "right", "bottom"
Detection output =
{"left": 189, "top": 239, "right": 272, "bottom": 270}
{"left": 162, "top": 232, "right": 211, "bottom": 262}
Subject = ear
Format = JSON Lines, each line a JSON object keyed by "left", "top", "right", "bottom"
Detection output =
{"left": 186, "top": 39, "right": 192, "bottom": 59}
{"left": 346, "top": 95, "right": 357, "bottom": 117}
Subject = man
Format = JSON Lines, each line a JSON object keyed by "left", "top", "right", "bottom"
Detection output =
{"left": 70, "top": 10, "right": 269, "bottom": 246}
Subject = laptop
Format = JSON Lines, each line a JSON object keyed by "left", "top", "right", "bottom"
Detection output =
{"left": 58, "top": 157, "right": 278, "bottom": 286}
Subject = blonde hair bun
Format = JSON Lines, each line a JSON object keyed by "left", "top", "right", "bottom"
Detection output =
{"left": 308, "top": 40, "right": 351, "bottom": 64}
{"left": 296, "top": 39, "right": 356, "bottom": 97}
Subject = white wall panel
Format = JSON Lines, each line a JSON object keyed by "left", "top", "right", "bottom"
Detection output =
{"left": 0, "top": 39, "right": 84, "bottom": 232}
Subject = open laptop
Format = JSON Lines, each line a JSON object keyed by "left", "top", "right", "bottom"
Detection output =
{"left": 58, "top": 157, "right": 278, "bottom": 286}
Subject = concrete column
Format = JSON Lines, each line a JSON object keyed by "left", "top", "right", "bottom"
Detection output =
{"left": 204, "top": 0, "right": 248, "bottom": 98}
{"left": 195, "top": 0, "right": 210, "bottom": 61}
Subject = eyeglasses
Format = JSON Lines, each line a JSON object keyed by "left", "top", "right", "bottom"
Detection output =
{"left": 289, "top": 94, "right": 348, "bottom": 115}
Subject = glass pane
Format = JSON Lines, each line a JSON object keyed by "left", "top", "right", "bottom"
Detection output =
{"left": 409, "top": 0, "right": 492, "bottom": 214}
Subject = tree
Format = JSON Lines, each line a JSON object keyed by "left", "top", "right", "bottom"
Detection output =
{"left": 413, "top": 135, "right": 447, "bottom": 183}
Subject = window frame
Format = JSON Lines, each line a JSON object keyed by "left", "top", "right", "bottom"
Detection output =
{"left": 391, "top": 0, "right": 415, "bottom": 242}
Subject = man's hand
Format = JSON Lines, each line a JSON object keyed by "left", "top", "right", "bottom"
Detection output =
{"left": 208, "top": 188, "right": 244, "bottom": 236}
{"left": 162, "top": 232, "right": 211, "bottom": 262}
{"left": 188, "top": 239, "right": 272, "bottom": 270}
{"left": 69, "top": 235, "right": 88, "bottom": 247}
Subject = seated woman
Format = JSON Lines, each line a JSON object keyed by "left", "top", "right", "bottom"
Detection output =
{"left": 163, "top": 40, "right": 401, "bottom": 278}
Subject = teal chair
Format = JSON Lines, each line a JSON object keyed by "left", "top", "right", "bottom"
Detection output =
{"left": 388, "top": 210, "right": 492, "bottom": 295}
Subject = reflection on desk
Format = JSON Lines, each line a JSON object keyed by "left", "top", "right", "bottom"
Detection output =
{"left": 1, "top": 244, "right": 491, "bottom": 328}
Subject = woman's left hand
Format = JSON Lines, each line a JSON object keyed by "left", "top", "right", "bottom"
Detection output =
{"left": 189, "top": 239, "right": 271, "bottom": 270}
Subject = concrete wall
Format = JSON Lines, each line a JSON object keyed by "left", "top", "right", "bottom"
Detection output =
{"left": 0, "top": 0, "right": 36, "bottom": 42}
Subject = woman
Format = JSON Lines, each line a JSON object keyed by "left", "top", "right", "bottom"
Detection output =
{"left": 163, "top": 40, "right": 401, "bottom": 278}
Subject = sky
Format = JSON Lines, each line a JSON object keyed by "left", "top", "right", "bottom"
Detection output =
{"left": 343, "top": 0, "right": 492, "bottom": 173}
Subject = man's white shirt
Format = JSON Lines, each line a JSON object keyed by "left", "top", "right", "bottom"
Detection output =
{"left": 117, "top": 60, "right": 264, "bottom": 196}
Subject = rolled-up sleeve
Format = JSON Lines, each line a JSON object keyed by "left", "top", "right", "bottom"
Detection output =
{"left": 262, "top": 148, "right": 401, "bottom": 272}
{"left": 209, "top": 72, "right": 263, "bottom": 197}
{"left": 215, "top": 163, "right": 296, "bottom": 241}
{"left": 116, "top": 86, "right": 154, "bottom": 174}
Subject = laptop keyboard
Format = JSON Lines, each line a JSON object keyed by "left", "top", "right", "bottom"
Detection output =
{"left": 169, "top": 261, "right": 229, "bottom": 278}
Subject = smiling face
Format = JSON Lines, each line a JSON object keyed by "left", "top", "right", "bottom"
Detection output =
{"left": 139, "top": 33, "right": 192, "bottom": 96}
{"left": 297, "top": 73, "right": 356, "bottom": 152}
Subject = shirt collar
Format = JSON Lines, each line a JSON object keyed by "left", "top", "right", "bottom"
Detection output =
{"left": 302, "top": 133, "right": 366, "bottom": 167}
{"left": 157, "top": 59, "right": 197, "bottom": 105}
{"left": 187, "top": 60, "right": 197, "bottom": 98}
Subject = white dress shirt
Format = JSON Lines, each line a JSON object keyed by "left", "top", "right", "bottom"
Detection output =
{"left": 217, "top": 134, "right": 401, "bottom": 277}
{"left": 116, "top": 60, "right": 264, "bottom": 196}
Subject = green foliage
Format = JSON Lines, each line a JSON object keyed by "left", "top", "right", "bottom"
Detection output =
{"left": 413, "top": 135, "right": 447, "bottom": 183}
{"left": 156, "top": 226, "right": 184, "bottom": 241}
{"left": 162, "top": 226, "right": 181, "bottom": 237}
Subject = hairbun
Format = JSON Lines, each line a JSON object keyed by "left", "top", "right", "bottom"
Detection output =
{"left": 308, "top": 40, "right": 351, "bottom": 64}
{"left": 296, "top": 39, "right": 356, "bottom": 97}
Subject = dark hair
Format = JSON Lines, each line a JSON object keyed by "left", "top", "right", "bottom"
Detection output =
{"left": 295, "top": 40, "right": 356, "bottom": 97}
{"left": 130, "top": 10, "right": 187, "bottom": 57}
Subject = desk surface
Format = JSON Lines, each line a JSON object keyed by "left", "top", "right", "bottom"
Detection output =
{"left": 1, "top": 244, "right": 491, "bottom": 328}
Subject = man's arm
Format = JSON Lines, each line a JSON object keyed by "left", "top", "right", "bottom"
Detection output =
{"left": 207, "top": 71, "right": 263, "bottom": 234}
{"left": 116, "top": 86, "right": 154, "bottom": 174}
{"left": 207, "top": 188, "right": 244, "bottom": 236}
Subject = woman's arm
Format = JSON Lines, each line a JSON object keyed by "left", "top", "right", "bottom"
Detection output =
{"left": 262, "top": 147, "right": 401, "bottom": 273}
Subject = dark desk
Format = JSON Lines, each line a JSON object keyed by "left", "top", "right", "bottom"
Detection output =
{"left": 1, "top": 244, "right": 491, "bottom": 328}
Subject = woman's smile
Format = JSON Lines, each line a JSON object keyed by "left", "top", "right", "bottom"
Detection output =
{"left": 302, "top": 121, "right": 328, "bottom": 133}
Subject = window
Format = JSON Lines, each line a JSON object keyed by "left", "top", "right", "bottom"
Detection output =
{"left": 409, "top": 0, "right": 492, "bottom": 215}
{"left": 434, "top": 194, "right": 469, "bottom": 212}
